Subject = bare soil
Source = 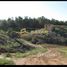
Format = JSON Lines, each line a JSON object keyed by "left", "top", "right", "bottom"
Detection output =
{"left": 12, "top": 46, "right": 67, "bottom": 65}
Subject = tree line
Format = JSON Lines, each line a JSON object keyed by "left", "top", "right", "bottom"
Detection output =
{"left": 0, "top": 16, "right": 67, "bottom": 31}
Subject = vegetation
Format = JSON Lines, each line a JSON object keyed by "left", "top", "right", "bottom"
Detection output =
{"left": 0, "top": 16, "right": 66, "bottom": 50}
{"left": 0, "top": 30, "right": 35, "bottom": 53}
{"left": 12, "top": 47, "right": 47, "bottom": 58}
{"left": 0, "top": 58, "right": 15, "bottom": 65}
{"left": 58, "top": 47, "right": 67, "bottom": 58}
{"left": 0, "top": 16, "right": 67, "bottom": 32}
{"left": 0, "top": 16, "right": 66, "bottom": 64}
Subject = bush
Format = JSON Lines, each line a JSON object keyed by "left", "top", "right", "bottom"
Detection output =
{"left": 7, "top": 31, "right": 20, "bottom": 39}
{"left": 30, "top": 32, "right": 66, "bottom": 45}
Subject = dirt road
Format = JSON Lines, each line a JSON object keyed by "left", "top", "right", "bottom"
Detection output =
{"left": 12, "top": 47, "right": 67, "bottom": 65}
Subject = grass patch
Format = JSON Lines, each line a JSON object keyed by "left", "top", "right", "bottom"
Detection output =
{"left": 13, "top": 47, "right": 47, "bottom": 58}
{"left": 58, "top": 47, "right": 67, "bottom": 58}
{"left": 37, "top": 43, "right": 66, "bottom": 48}
{"left": 0, "top": 58, "right": 15, "bottom": 65}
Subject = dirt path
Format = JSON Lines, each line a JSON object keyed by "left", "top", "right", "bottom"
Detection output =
{"left": 12, "top": 47, "right": 67, "bottom": 65}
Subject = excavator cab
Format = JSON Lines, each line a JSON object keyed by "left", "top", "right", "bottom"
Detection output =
{"left": 20, "top": 28, "right": 28, "bottom": 34}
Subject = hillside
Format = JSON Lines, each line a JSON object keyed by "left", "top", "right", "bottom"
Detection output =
{"left": 0, "top": 16, "right": 66, "bottom": 65}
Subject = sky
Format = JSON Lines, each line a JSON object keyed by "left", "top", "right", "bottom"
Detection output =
{"left": 0, "top": 1, "right": 67, "bottom": 21}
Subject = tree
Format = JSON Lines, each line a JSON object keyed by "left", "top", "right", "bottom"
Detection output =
{"left": 15, "top": 16, "right": 23, "bottom": 31}
{"left": 0, "top": 20, "right": 8, "bottom": 31}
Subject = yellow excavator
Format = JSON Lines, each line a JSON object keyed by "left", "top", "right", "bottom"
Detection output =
{"left": 20, "top": 28, "right": 29, "bottom": 34}
{"left": 16, "top": 28, "right": 29, "bottom": 36}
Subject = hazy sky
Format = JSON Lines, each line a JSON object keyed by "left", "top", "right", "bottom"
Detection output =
{"left": 0, "top": 1, "right": 67, "bottom": 21}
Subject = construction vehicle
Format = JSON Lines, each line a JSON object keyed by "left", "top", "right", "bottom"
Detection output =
{"left": 20, "top": 28, "right": 29, "bottom": 34}
{"left": 16, "top": 28, "right": 29, "bottom": 36}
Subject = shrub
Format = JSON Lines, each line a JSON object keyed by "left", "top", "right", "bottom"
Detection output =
{"left": 7, "top": 31, "right": 20, "bottom": 39}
